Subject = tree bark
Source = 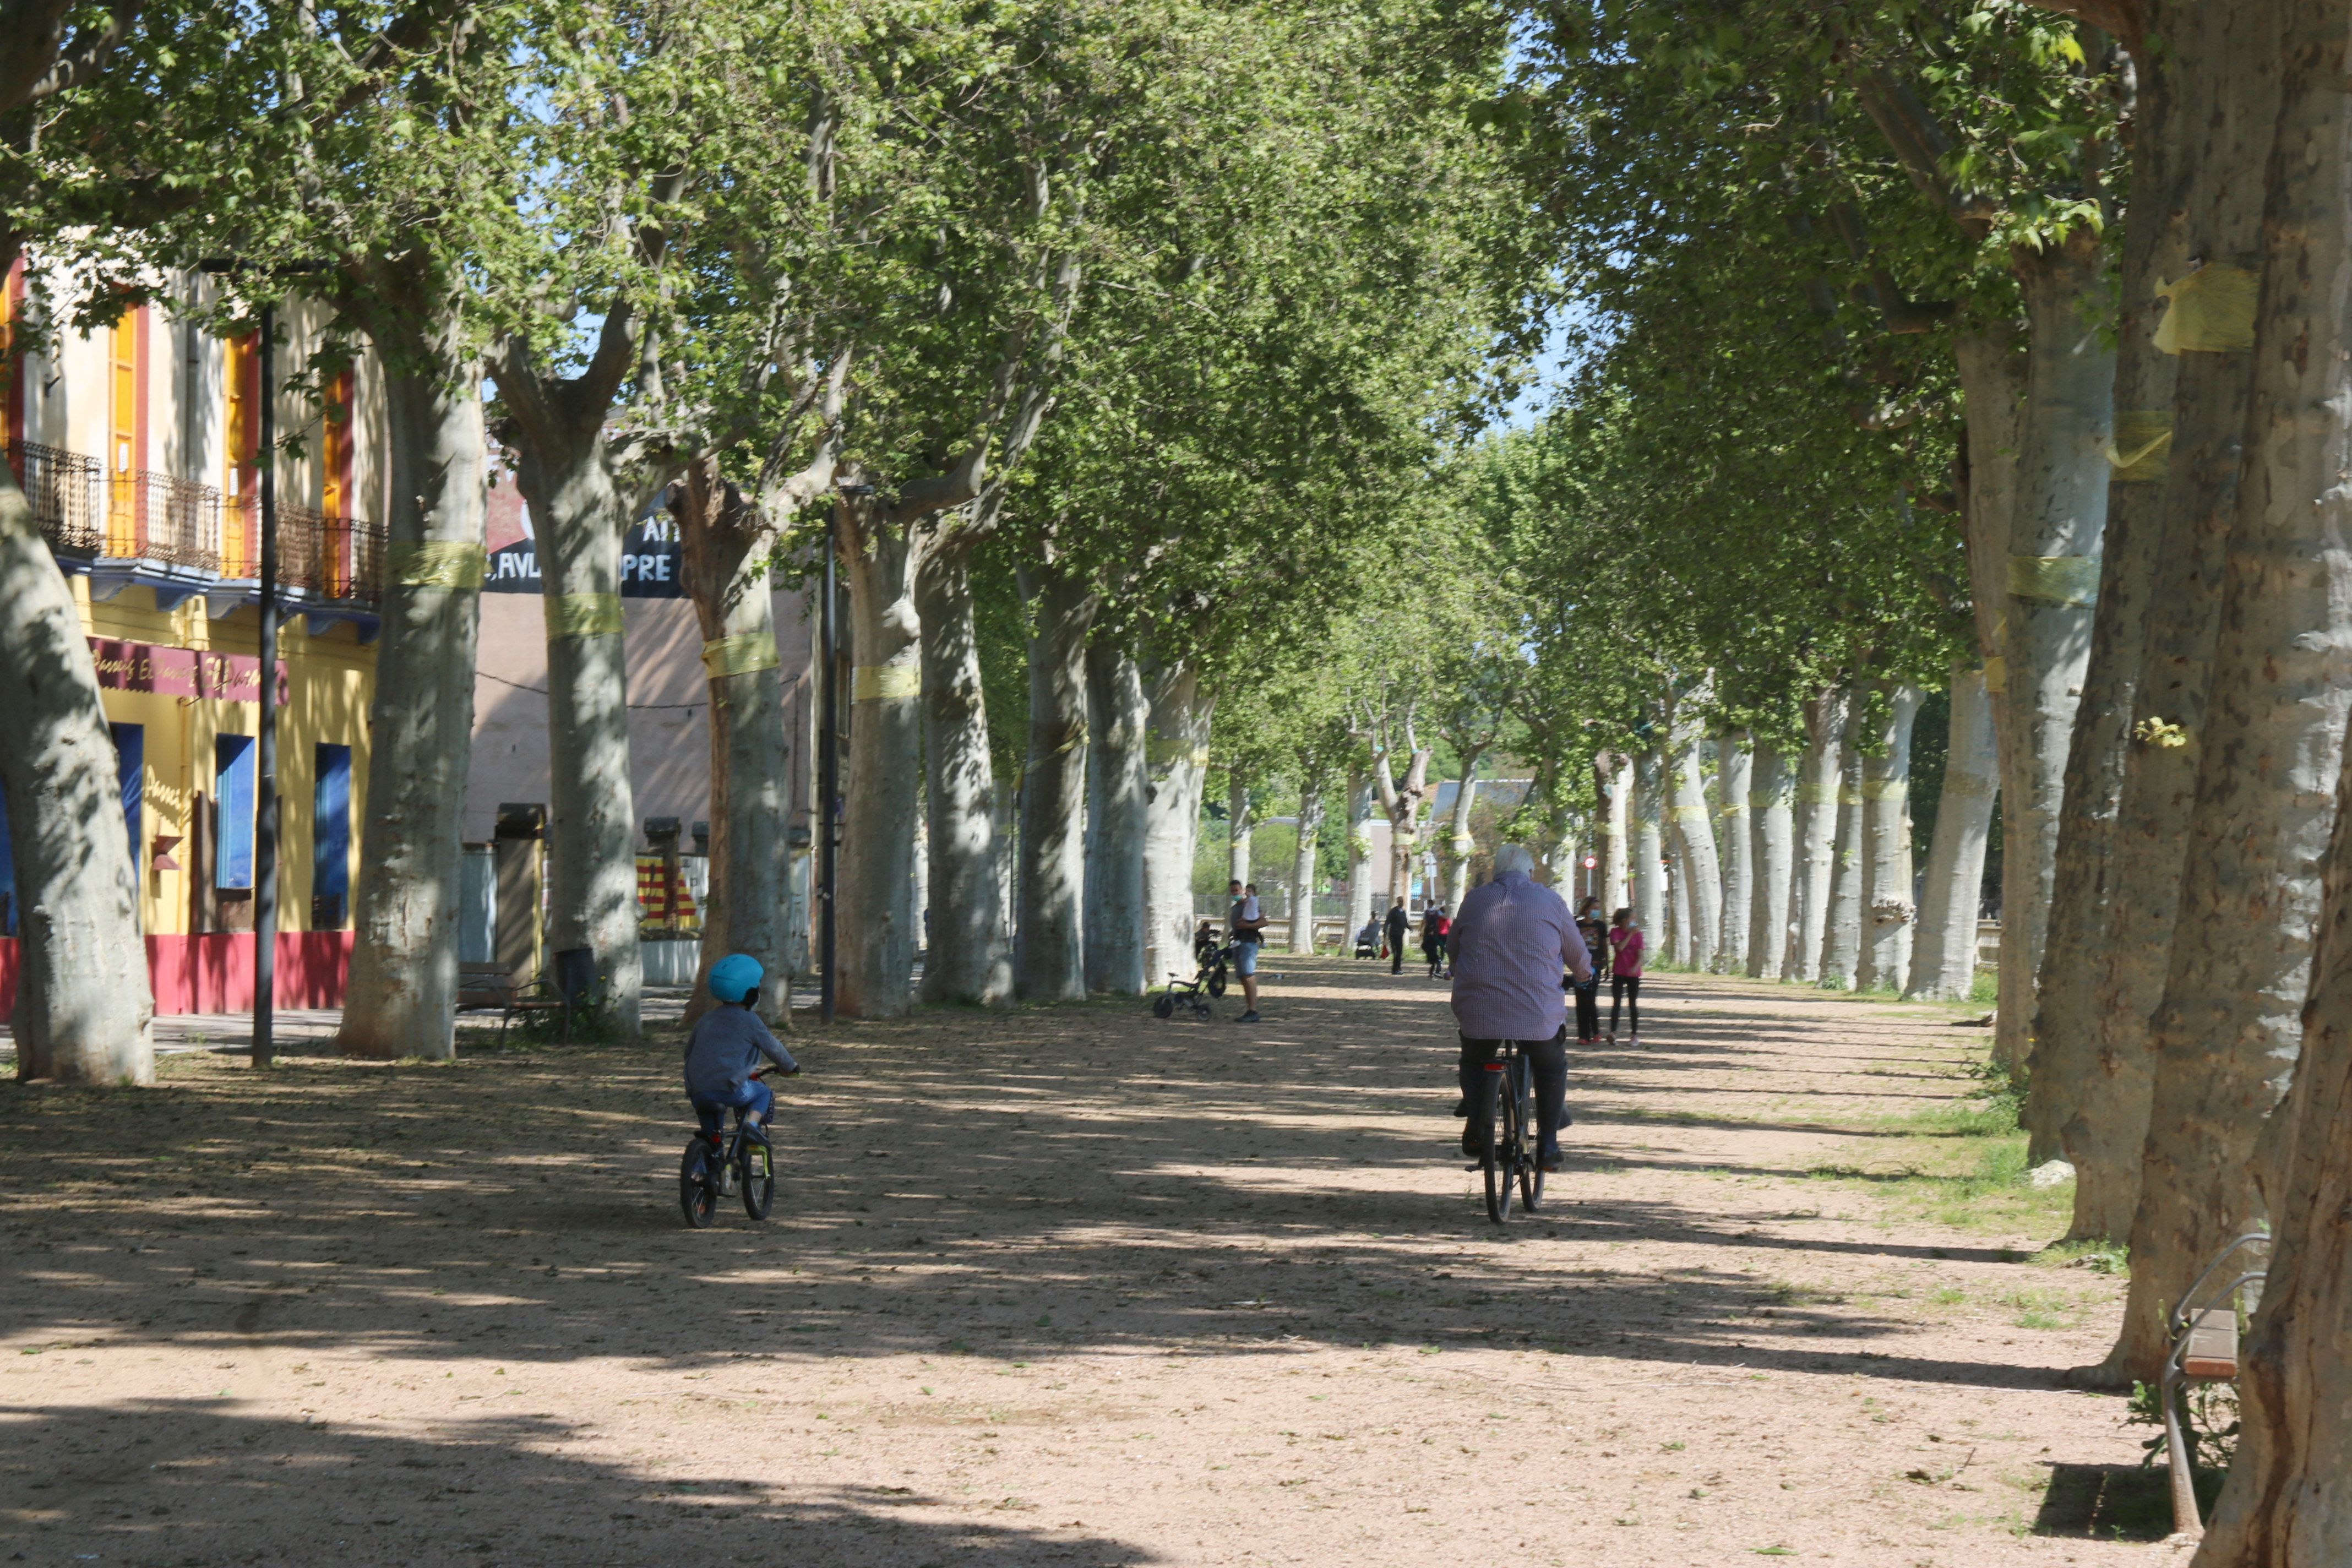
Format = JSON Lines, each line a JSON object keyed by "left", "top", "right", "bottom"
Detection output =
{"left": 1715, "top": 733, "right": 1752, "bottom": 972}
{"left": 1820, "top": 727, "right": 1865, "bottom": 990}
{"left": 1789, "top": 688, "right": 1850, "bottom": 983}
{"left": 1594, "top": 752, "right": 1631, "bottom": 915}
{"left": 1632, "top": 750, "right": 1667, "bottom": 943}
{"left": 1014, "top": 563, "right": 1096, "bottom": 1002}
{"left": 2052, "top": 0, "right": 2279, "bottom": 1237}
{"left": 497, "top": 353, "right": 644, "bottom": 1038}
{"left": 0, "top": 469, "right": 153, "bottom": 1082}
{"left": 1226, "top": 770, "right": 1251, "bottom": 890}
{"left": 1908, "top": 663, "right": 1998, "bottom": 1000}
{"left": 1141, "top": 661, "right": 1212, "bottom": 989}
{"left": 916, "top": 541, "right": 1011, "bottom": 1004}
{"left": 2087, "top": 0, "right": 2352, "bottom": 1387}
{"left": 1859, "top": 685, "right": 1923, "bottom": 993}
{"left": 1995, "top": 227, "right": 2116, "bottom": 1080}
{"left": 336, "top": 330, "right": 487, "bottom": 1061}
{"left": 1343, "top": 769, "right": 1376, "bottom": 940}
{"left": 1084, "top": 641, "right": 1148, "bottom": 994}
{"left": 673, "top": 460, "right": 794, "bottom": 1030}
{"left": 832, "top": 493, "right": 923, "bottom": 1019}
{"left": 1287, "top": 772, "right": 1325, "bottom": 954}
{"left": 1746, "top": 742, "right": 1794, "bottom": 979}
{"left": 1442, "top": 752, "right": 1483, "bottom": 911}
{"left": 1668, "top": 714, "right": 1722, "bottom": 968}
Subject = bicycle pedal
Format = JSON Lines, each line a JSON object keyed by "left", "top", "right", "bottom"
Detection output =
{"left": 1462, "top": 1160, "right": 1484, "bottom": 1172}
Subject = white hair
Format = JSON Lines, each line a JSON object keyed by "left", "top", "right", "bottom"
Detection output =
{"left": 1492, "top": 843, "right": 1535, "bottom": 878}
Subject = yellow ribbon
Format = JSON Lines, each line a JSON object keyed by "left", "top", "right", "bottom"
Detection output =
{"left": 2008, "top": 554, "right": 2101, "bottom": 607}
{"left": 389, "top": 540, "right": 486, "bottom": 591}
{"left": 2153, "top": 264, "right": 2260, "bottom": 355}
{"left": 702, "top": 634, "right": 780, "bottom": 679}
{"left": 1023, "top": 723, "right": 1089, "bottom": 773}
{"left": 1983, "top": 656, "right": 2007, "bottom": 694}
{"left": 546, "top": 592, "right": 624, "bottom": 640}
{"left": 2106, "top": 410, "right": 2173, "bottom": 482}
{"left": 1861, "top": 779, "right": 1910, "bottom": 802}
{"left": 851, "top": 663, "right": 919, "bottom": 701}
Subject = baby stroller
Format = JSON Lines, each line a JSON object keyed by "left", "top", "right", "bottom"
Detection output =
{"left": 1153, "top": 933, "right": 1231, "bottom": 1020}
{"left": 1353, "top": 917, "right": 1382, "bottom": 960}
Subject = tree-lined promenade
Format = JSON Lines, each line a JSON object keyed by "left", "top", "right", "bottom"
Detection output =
{"left": 4, "top": 0, "right": 2352, "bottom": 1559}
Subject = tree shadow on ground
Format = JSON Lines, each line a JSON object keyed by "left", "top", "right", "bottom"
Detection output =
{"left": 0, "top": 1401, "right": 1151, "bottom": 1566}
{"left": 2030, "top": 1461, "right": 2221, "bottom": 1542}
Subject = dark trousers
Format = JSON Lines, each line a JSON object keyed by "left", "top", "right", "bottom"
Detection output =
{"left": 1609, "top": 974, "right": 1641, "bottom": 1036}
{"left": 1572, "top": 981, "right": 1600, "bottom": 1042}
{"left": 1389, "top": 927, "right": 1407, "bottom": 973}
{"left": 1458, "top": 1029, "right": 1569, "bottom": 1154}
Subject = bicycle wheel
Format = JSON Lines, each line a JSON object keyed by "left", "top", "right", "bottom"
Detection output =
{"left": 1480, "top": 1066, "right": 1513, "bottom": 1224}
{"left": 679, "top": 1138, "right": 718, "bottom": 1228}
{"left": 1515, "top": 1057, "right": 1543, "bottom": 1213}
{"left": 740, "top": 1134, "right": 775, "bottom": 1221}
{"left": 1152, "top": 993, "right": 1177, "bottom": 1019}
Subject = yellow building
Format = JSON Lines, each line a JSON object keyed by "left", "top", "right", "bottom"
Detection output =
{"left": 3, "top": 262, "right": 388, "bottom": 1012}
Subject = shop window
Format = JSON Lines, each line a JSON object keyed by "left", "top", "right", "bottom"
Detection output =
{"left": 313, "top": 743, "right": 352, "bottom": 928}
{"left": 110, "top": 723, "right": 143, "bottom": 880}
{"left": 214, "top": 734, "right": 255, "bottom": 890}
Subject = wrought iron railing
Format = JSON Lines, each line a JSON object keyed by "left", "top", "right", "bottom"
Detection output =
{"left": 6, "top": 439, "right": 381, "bottom": 608}
{"left": 3, "top": 440, "right": 105, "bottom": 553}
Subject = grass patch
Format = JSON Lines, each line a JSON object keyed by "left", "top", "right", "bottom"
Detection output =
{"left": 1798, "top": 1087, "right": 2073, "bottom": 1237}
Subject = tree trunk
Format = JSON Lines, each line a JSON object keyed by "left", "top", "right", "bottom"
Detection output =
{"left": 500, "top": 385, "right": 643, "bottom": 1037}
{"left": 1716, "top": 733, "right": 1752, "bottom": 972}
{"left": 1289, "top": 775, "right": 1325, "bottom": 954}
{"left": 0, "top": 469, "right": 153, "bottom": 1082}
{"left": 1141, "top": 662, "right": 1212, "bottom": 989}
{"left": 1746, "top": 742, "right": 1794, "bottom": 980}
{"left": 1909, "top": 663, "right": 1997, "bottom": 1000}
{"left": 1084, "top": 641, "right": 1148, "bottom": 994}
{"left": 1820, "top": 728, "right": 1865, "bottom": 990}
{"left": 832, "top": 495, "right": 922, "bottom": 1019}
{"left": 1789, "top": 688, "right": 1850, "bottom": 983}
{"left": 336, "top": 342, "right": 487, "bottom": 1061}
{"left": 1443, "top": 753, "right": 1482, "bottom": 911}
{"left": 1344, "top": 769, "right": 1376, "bottom": 940}
{"left": 1226, "top": 770, "right": 1251, "bottom": 890}
{"left": 916, "top": 541, "right": 1010, "bottom": 1004}
{"left": 1668, "top": 716, "right": 1722, "bottom": 968}
{"left": 1596, "top": 752, "right": 1631, "bottom": 914}
{"left": 673, "top": 460, "right": 793, "bottom": 1030}
{"left": 1859, "top": 685, "right": 1923, "bottom": 993}
{"left": 1995, "top": 228, "right": 2116, "bottom": 1080}
{"left": 1632, "top": 750, "right": 1667, "bottom": 942}
{"left": 2087, "top": 0, "right": 2352, "bottom": 1387}
{"left": 1015, "top": 564, "right": 1096, "bottom": 1002}
{"left": 1667, "top": 829, "right": 1690, "bottom": 967}
{"left": 2051, "top": 0, "right": 2279, "bottom": 1238}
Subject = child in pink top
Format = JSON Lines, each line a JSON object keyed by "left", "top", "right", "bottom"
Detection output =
{"left": 1607, "top": 910, "right": 1645, "bottom": 1045}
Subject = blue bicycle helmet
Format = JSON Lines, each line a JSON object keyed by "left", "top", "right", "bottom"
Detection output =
{"left": 709, "top": 953, "right": 763, "bottom": 1004}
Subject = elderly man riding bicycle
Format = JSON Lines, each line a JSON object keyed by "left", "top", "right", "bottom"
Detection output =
{"left": 1449, "top": 843, "right": 1594, "bottom": 1173}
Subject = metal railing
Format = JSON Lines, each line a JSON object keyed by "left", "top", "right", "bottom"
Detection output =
{"left": 2, "top": 440, "right": 104, "bottom": 553}
{"left": 6, "top": 440, "right": 381, "bottom": 607}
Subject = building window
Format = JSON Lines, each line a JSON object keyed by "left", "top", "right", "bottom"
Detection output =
{"left": 214, "top": 733, "right": 255, "bottom": 890}
{"left": 322, "top": 367, "right": 355, "bottom": 515}
{"left": 313, "top": 742, "right": 352, "bottom": 929}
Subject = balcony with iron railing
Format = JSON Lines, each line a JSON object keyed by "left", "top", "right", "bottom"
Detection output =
{"left": 4, "top": 439, "right": 384, "bottom": 622}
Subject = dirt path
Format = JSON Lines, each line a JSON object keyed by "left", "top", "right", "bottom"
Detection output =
{"left": 2, "top": 959, "right": 2178, "bottom": 1566}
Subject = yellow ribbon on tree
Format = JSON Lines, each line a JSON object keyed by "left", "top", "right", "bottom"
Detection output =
{"left": 1861, "top": 779, "right": 1910, "bottom": 802}
{"left": 1838, "top": 788, "right": 1865, "bottom": 807}
{"left": 1983, "top": 656, "right": 2007, "bottom": 694}
{"left": 2153, "top": 264, "right": 2260, "bottom": 355}
{"left": 702, "top": 634, "right": 781, "bottom": 679}
{"left": 851, "top": 662, "right": 919, "bottom": 701}
{"left": 1024, "top": 722, "right": 1088, "bottom": 773}
{"left": 1146, "top": 736, "right": 1212, "bottom": 771}
{"left": 390, "top": 540, "right": 487, "bottom": 591}
{"left": 546, "top": 592, "right": 624, "bottom": 640}
{"left": 1799, "top": 782, "right": 1838, "bottom": 805}
{"left": 2008, "top": 554, "right": 2101, "bottom": 607}
{"left": 2107, "top": 410, "right": 2174, "bottom": 482}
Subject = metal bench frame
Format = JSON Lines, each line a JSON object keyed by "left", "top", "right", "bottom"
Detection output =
{"left": 2160, "top": 1230, "right": 2268, "bottom": 1540}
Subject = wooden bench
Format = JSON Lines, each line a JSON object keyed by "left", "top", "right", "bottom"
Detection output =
{"left": 456, "top": 961, "right": 519, "bottom": 1012}
{"left": 2161, "top": 1232, "right": 2269, "bottom": 1540}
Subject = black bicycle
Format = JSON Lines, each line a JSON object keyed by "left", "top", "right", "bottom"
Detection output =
{"left": 679, "top": 1066, "right": 784, "bottom": 1227}
{"left": 1474, "top": 1041, "right": 1543, "bottom": 1223}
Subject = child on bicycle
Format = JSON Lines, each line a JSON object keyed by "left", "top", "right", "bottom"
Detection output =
{"left": 684, "top": 954, "right": 798, "bottom": 1142}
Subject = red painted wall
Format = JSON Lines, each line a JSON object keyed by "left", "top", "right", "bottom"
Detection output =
{"left": 0, "top": 932, "right": 352, "bottom": 1017}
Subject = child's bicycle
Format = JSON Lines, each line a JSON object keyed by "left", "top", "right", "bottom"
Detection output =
{"left": 679, "top": 1066, "right": 787, "bottom": 1227}
{"left": 1151, "top": 943, "right": 1231, "bottom": 1020}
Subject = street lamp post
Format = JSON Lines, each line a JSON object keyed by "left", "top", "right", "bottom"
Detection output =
{"left": 252, "top": 299, "right": 281, "bottom": 1069}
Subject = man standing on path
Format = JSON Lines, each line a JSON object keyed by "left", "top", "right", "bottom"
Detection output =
{"left": 1228, "top": 878, "right": 1267, "bottom": 1023}
{"left": 1449, "top": 843, "right": 1592, "bottom": 1172}
{"left": 1386, "top": 895, "right": 1411, "bottom": 975}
